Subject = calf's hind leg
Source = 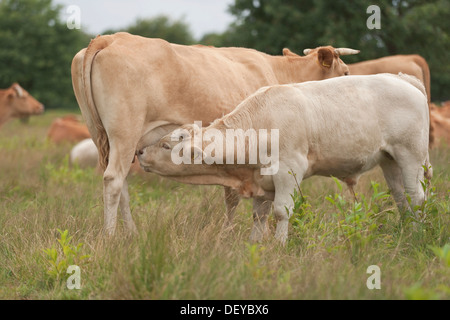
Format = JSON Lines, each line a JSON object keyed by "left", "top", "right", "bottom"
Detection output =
{"left": 389, "top": 149, "right": 427, "bottom": 220}
{"left": 400, "top": 162, "right": 426, "bottom": 218}
{"left": 379, "top": 158, "right": 408, "bottom": 211}
{"left": 272, "top": 162, "right": 307, "bottom": 244}
{"left": 249, "top": 197, "right": 272, "bottom": 242}
{"left": 224, "top": 187, "right": 240, "bottom": 224}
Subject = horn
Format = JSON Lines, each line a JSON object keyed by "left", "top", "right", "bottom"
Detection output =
{"left": 303, "top": 49, "right": 312, "bottom": 55}
{"left": 334, "top": 48, "right": 360, "bottom": 56}
{"left": 13, "top": 84, "right": 23, "bottom": 97}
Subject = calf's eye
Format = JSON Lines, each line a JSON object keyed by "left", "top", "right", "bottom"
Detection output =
{"left": 162, "top": 142, "right": 171, "bottom": 150}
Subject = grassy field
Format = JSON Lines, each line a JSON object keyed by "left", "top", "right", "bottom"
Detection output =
{"left": 0, "top": 110, "right": 448, "bottom": 300}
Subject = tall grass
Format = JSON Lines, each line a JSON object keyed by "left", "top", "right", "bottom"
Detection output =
{"left": 0, "top": 111, "right": 448, "bottom": 299}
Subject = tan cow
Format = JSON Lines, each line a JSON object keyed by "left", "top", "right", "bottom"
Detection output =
{"left": 47, "top": 115, "right": 91, "bottom": 144}
{"left": 0, "top": 83, "right": 44, "bottom": 127}
{"left": 442, "top": 100, "right": 450, "bottom": 110}
{"left": 432, "top": 101, "right": 450, "bottom": 119}
{"left": 430, "top": 103, "right": 450, "bottom": 146}
{"left": 138, "top": 73, "right": 431, "bottom": 243}
{"left": 71, "top": 32, "right": 359, "bottom": 235}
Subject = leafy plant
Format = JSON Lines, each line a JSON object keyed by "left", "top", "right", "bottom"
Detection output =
{"left": 404, "top": 282, "right": 450, "bottom": 300}
{"left": 244, "top": 243, "right": 270, "bottom": 280}
{"left": 429, "top": 243, "right": 450, "bottom": 267}
{"left": 39, "top": 156, "right": 97, "bottom": 190}
{"left": 43, "top": 229, "right": 90, "bottom": 282}
{"left": 325, "top": 179, "right": 391, "bottom": 263}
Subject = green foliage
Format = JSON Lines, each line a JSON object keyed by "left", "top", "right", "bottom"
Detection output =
{"left": 325, "top": 180, "right": 393, "bottom": 262}
{"left": 0, "top": 0, "right": 91, "bottom": 109}
{"left": 288, "top": 176, "right": 399, "bottom": 259}
{"left": 103, "top": 15, "right": 195, "bottom": 45}
{"left": 40, "top": 155, "right": 95, "bottom": 187}
{"left": 43, "top": 229, "right": 90, "bottom": 282}
{"left": 404, "top": 282, "right": 450, "bottom": 300}
{"left": 244, "top": 243, "right": 271, "bottom": 280}
{"left": 430, "top": 243, "right": 450, "bottom": 267}
{"left": 202, "top": 0, "right": 450, "bottom": 101}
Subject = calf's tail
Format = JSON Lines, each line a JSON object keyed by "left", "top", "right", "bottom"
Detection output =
{"left": 424, "top": 152, "right": 433, "bottom": 182}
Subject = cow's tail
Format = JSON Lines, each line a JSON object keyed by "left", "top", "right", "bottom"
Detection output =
{"left": 81, "top": 35, "right": 114, "bottom": 171}
{"left": 410, "top": 55, "right": 433, "bottom": 147}
{"left": 410, "top": 55, "right": 431, "bottom": 104}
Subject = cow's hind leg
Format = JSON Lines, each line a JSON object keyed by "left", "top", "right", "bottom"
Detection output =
{"left": 103, "top": 143, "right": 138, "bottom": 235}
{"left": 119, "top": 180, "right": 137, "bottom": 234}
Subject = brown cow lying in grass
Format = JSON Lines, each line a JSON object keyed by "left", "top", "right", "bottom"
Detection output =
{"left": 47, "top": 115, "right": 91, "bottom": 144}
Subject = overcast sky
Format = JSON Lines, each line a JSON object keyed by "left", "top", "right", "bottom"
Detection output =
{"left": 54, "top": 0, "right": 235, "bottom": 40}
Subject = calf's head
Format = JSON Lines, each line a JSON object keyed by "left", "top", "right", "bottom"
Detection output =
{"left": 138, "top": 124, "right": 210, "bottom": 177}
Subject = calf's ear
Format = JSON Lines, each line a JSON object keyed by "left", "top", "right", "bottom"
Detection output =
{"left": 317, "top": 47, "right": 334, "bottom": 68}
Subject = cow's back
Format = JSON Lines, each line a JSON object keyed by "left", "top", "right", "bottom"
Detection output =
{"left": 92, "top": 33, "right": 279, "bottom": 123}
{"left": 350, "top": 55, "right": 422, "bottom": 78}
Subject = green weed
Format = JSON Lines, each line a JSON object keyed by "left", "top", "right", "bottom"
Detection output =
{"left": 42, "top": 229, "right": 90, "bottom": 284}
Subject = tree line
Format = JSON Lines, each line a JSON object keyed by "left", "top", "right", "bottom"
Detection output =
{"left": 0, "top": 0, "right": 448, "bottom": 110}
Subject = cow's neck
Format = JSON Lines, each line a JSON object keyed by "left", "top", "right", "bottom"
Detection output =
{"left": 0, "top": 90, "right": 13, "bottom": 126}
{"left": 270, "top": 55, "right": 318, "bottom": 84}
